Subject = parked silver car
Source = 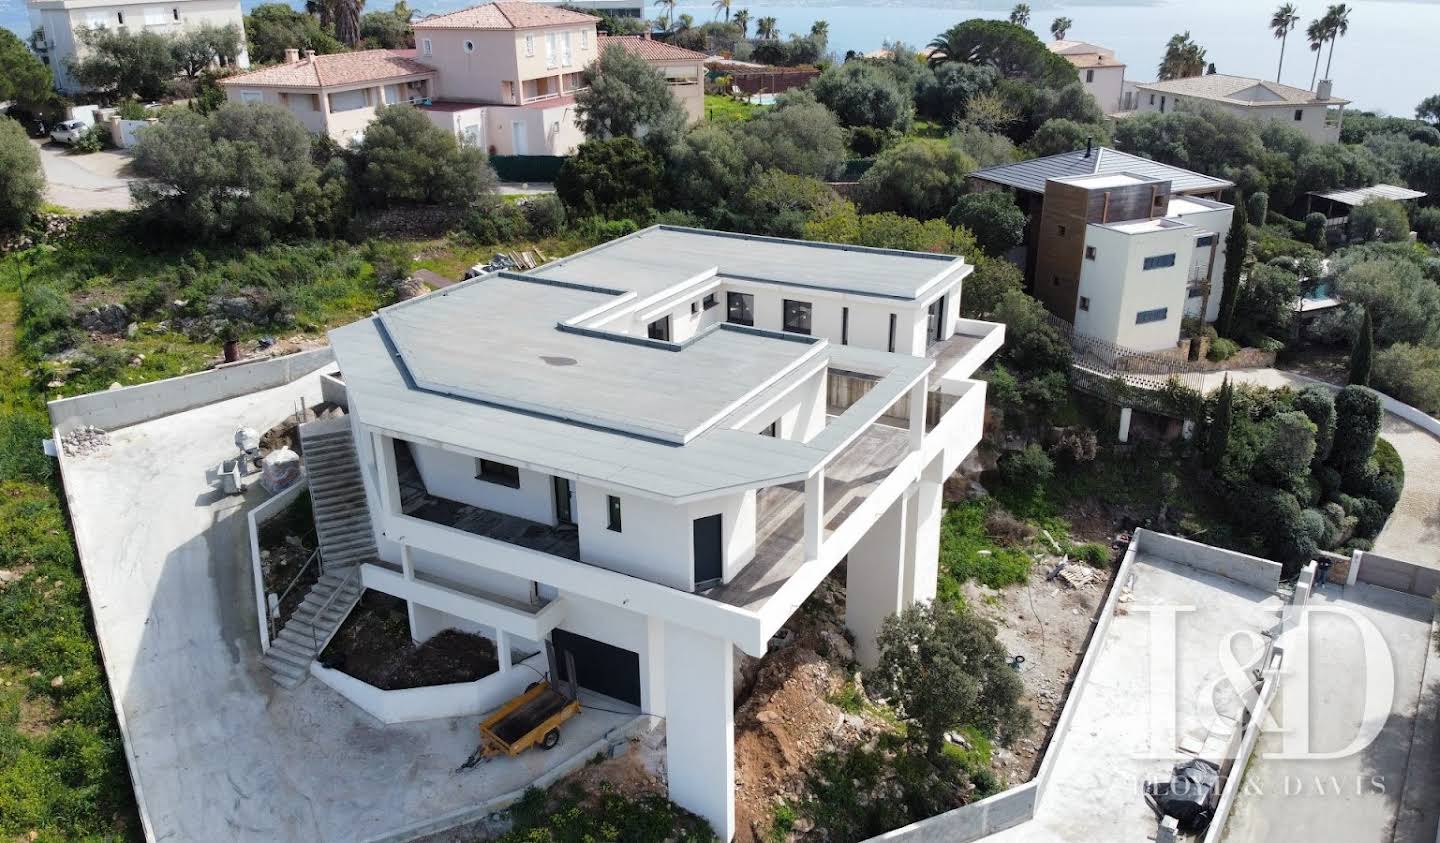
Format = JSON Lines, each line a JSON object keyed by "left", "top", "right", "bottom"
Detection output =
{"left": 50, "top": 119, "right": 89, "bottom": 145}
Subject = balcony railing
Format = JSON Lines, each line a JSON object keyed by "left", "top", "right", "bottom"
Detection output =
{"left": 521, "top": 91, "right": 561, "bottom": 104}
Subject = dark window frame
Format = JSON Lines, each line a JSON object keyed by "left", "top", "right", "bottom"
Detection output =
{"left": 1085, "top": 245, "right": 1096, "bottom": 260}
{"left": 647, "top": 316, "right": 671, "bottom": 341}
{"left": 1136, "top": 307, "right": 1169, "bottom": 324}
{"left": 702, "top": 292, "right": 718, "bottom": 310}
{"left": 1142, "top": 253, "right": 1177, "bottom": 271}
{"left": 726, "top": 291, "right": 754, "bottom": 326}
{"left": 1294, "top": 109, "right": 1304, "bottom": 121}
{"left": 476, "top": 458, "right": 521, "bottom": 488}
{"left": 761, "top": 420, "right": 777, "bottom": 437}
{"left": 1079, "top": 296, "right": 1091, "bottom": 312}
{"left": 1086, "top": 69, "right": 1094, "bottom": 82}
{"left": 840, "top": 306, "right": 849, "bottom": 345}
{"left": 606, "top": 495, "right": 622, "bottom": 532}
{"left": 1195, "top": 234, "right": 1216, "bottom": 247}
{"left": 887, "top": 313, "right": 897, "bottom": 353}
{"left": 782, "top": 299, "right": 812, "bottom": 335}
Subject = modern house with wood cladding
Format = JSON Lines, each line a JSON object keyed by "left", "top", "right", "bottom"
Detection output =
{"left": 970, "top": 147, "right": 1234, "bottom": 353}
{"left": 317, "top": 226, "right": 1004, "bottom": 840}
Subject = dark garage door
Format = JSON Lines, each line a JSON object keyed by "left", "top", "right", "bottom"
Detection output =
{"left": 551, "top": 629, "right": 641, "bottom": 706}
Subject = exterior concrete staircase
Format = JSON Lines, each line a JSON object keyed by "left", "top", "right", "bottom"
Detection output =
{"left": 260, "top": 417, "right": 376, "bottom": 688}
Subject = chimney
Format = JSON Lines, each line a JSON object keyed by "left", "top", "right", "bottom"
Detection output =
{"left": 284, "top": 47, "right": 299, "bottom": 64}
{"left": 304, "top": 48, "right": 317, "bottom": 61}
{"left": 642, "top": 30, "right": 651, "bottom": 40}
{"left": 1084, "top": 136, "right": 1093, "bottom": 158}
{"left": 1316, "top": 79, "right": 1333, "bottom": 101}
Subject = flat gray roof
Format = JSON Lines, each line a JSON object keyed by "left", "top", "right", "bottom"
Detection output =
{"left": 970, "top": 147, "right": 1233, "bottom": 196}
{"left": 528, "top": 226, "right": 965, "bottom": 301}
{"left": 331, "top": 226, "right": 950, "bottom": 500}
{"left": 380, "top": 274, "right": 822, "bottom": 444}
{"left": 1310, "top": 183, "right": 1427, "bottom": 207}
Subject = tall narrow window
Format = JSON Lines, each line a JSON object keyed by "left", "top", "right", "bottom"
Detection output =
{"left": 525, "top": 35, "right": 534, "bottom": 56}
{"left": 116, "top": 11, "right": 124, "bottom": 25}
{"left": 726, "top": 291, "right": 754, "bottom": 326}
{"left": 1086, "top": 69, "right": 1094, "bottom": 82}
{"left": 648, "top": 316, "right": 670, "bottom": 341}
{"left": 607, "top": 495, "right": 623, "bottom": 532}
{"left": 840, "top": 306, "right": 849, "bottom": 345}
{"left": 422, "top": 38, "right": 432, "bottom": 56}
{"left": 887, "top": 313, "right": 897, "bottom": 353}
{"left": 545, "top": 33, "right": 557, "bottom": 67}
{"left": 782, "top": 299, "right": 812, "bottom": 335}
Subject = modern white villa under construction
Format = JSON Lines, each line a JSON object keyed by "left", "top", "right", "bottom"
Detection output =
{"left": 309, "top": 226, "right": 1002, "bottom": 838}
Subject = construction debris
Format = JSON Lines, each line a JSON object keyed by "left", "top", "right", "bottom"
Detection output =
{"left": 61, "top": 425, "right": 110, "bottom": 457}
{"left": 260, "top": 447, "right": 301, "bottom": 493}
{"left": 1058, "top": 565, "right": 1097, "bottom": 589}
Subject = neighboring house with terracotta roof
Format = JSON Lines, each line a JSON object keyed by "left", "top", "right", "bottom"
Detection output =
{"left": 220, "top": 48, "right": 436, "bottom": 144}
{"left": 220, "top": 2, "right": 703, "bottom": 153}
{"left": 598, "top": 35, "right": 705, "bottom": 123}
{"left": 1130, "top": 74, "right": 1349, "bottom": 143}
{"left": 1047, "top": 39, "right": 1125, "bottom": 114}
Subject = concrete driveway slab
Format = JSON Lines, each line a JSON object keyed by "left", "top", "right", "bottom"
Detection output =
{"left": 57, "top": 371, "right": 630, "bottom": 842}
{"left": 34, "top": 140, "right": 134, "bottom": 212}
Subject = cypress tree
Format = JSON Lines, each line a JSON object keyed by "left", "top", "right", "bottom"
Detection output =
{"left": 1205, "top": 376, "right": 1233, "bottom": 469}
{"left": 1349, "top": 308, "right": 1373, "bottom": 386}
{"left": 1216, "top": 199, "right": 1248, "bottom": 339}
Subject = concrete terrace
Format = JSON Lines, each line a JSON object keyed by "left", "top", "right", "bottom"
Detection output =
{"left": 986, "top": 554, "right": 1282, "bottom": 842}
{"left": 57, "top": 371, "right": 630, "bottom": 842}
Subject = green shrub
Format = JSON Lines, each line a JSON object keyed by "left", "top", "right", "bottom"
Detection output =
{"left": 1000, "top": 444, "right": 1054, "bottom": 491}
{"left": 939, "top": 500, "right": 1033, "bottom": 590}
{"left": 1372, "top": 343, "right": 1440, "bottom": 414}
{"left": 520, "top": 194, "right": 567, "bottom": 236}
{"left": 72, "top": 125, "right": 107, "bottom": 154}
{"left": 116, "top": 100, "right": 148, "bottom": 120}
{"left": 463, "top": 199, "right": 529, "bottom": 244}
{"left": 1207, "top": 337, "right": 1239, "bottom": 362}
{"left": 0, "top": 117, "right": 43, "bottom": 232}
{"left": 1071, "top": 542, "right": 1111, "bottom": 568}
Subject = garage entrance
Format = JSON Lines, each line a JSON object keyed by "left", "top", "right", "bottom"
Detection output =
{"left": 550, "top": 629, "right": 641, "bottom": 706}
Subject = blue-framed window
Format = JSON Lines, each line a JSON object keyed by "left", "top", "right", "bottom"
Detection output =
{"left": 1142, "top": 253, "right": 1177, "bottom": 270}
{"left": 1195, "top": 234, "right": 1215, "bottom": 247}
{"left": 1136, "top": 307, "right": 1169, "bottom": 324}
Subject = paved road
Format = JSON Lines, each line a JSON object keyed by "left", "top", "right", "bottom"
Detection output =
{"left": 33, "top": 140, "right": 134, "bottom": 212}
{"left": 1200, "top": 368, "right": 1440, "bottom": 569}
{"left": 58, "top": 372, "right": 629, "bottom": 842}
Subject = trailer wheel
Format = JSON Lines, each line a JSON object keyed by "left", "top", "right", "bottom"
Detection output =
{"left": 541, "top": 728, "right": 560, "bottom": 750}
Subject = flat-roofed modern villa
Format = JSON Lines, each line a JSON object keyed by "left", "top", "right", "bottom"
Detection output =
{"left": 316, "top": 226, "right": 1003, "bottom": 838}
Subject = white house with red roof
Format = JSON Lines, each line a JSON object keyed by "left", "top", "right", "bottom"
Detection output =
{"left": 219, "top": 1, "right": 706, "bottom": 152}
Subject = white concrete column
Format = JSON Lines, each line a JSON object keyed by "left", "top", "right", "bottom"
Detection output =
{"left": 1118, "top": 407, "right": 1133, "bottom": 443}
{"left": 642, "top": 615, "right": 665, "bottom": 717}
{"left": 400, "top": 543, "right": 414, "bottom": 580}
{"left": 663, "top": 622, "right": 734, "bottom": 842}
{"left": 905, "top": 459, "right": 945, "bottom": 605}
{"left": 908, "top": 376, "right": 928, "bottom": 451}
{"left": 803, "top": 469, "right": 824, "bottom": 561}
{"left": 497, "top": 629, "right": 512, "bottom": 673}
{"left": 846, "top": 493, "right": 908, "bottom": 668}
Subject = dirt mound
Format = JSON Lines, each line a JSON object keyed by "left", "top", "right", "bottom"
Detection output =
{"left": 732, "top": 576, "right": 880, "bottom": 842}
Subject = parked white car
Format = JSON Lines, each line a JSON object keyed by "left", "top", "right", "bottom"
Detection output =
{"left": 50, "top": 119, "right": 90, "bottom": 145}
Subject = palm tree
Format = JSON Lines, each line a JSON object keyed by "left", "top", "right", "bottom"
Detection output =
{"left": 1009, "top": 4, "right": 1030, "bottom": 27}
{"left": 1306, "top": 18, "right": 1325, "bottom": 88}
{"left": 810, "top": 19, "right": 828, "bottom": 41}
{"left": 1049, "top": 16, "right": 1072, "bottom": 40}
{"left": 334, "top": 0, "right": 362, "bottom": 46}
{"left": 1270, "top": 3, "right": 1299, "bottom": 82}
{"left": 304, "top": 0, "right": 332, "bottom": 28}
{"left": 653, "top": 0, "right": 675, "bottom": 30}
{"left": 1157, "top": 31, "right": 1207, "bottom": 80}
{"left": 1322, "top": 3, "right": 1351, "bottom": 80}
{"left": 712, "top": 0, "right": 730, "bottom": 22}
{"left": 733, "top": 8, "right": 749, "bottom": 36}
{"left": 756, "top": 15, "right": 777, "bottom": 40}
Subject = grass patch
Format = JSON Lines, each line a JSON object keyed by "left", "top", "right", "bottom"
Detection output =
{"left": 704, "top": 93, "right": 762, "bottom": 123}
{"left": 501, "top": 782, "right": 716, "bottom": 842}
{"left": 938, "top": 499, "right": 1034, "bottom": 595}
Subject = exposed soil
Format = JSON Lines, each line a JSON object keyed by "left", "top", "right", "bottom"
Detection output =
{"left": 965, "top": 545, "right": 1121, "bottom": 786}
{"left": 319, "top": 591, "right": 499, "bottom": 690}
{"left": 1279, "top": 347, "right": 1348, "bottom": 385}
{"left": 733, "top": 575, "right": 888, "bottom": 842}
{"left": 259, "top": 400, "right": 345, "bottom": 458}
{"left": 257, "top": 491, "right": 316, "bottom": 628}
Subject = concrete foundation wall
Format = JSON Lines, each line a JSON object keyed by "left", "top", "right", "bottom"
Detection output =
{"left": 1203, "top": 649, "right": 1284, "bottom": 843}
{"left": 868, "top": 782, "right": 1039, "bottom": 842}
{"left": 1135, "top": 529, "right": 1281, "bottom": 592}
{"left": 47, "top": 347, "right": 335, "bottom": 433}
{"left": 246, "top": 475, "right": 310, "bottom": 653}
{"left": 1354, "top": 551, "right": 1440, "bottom": 598}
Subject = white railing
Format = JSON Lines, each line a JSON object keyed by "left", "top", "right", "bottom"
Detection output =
{"left": 521, "top": 91, "right": 560, "bottom": 104}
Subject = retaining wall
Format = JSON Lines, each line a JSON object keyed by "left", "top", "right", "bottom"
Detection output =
{"left": 867, "top": 533, "right": 1144, "bottom": 841}
{"left": 1134, "top": 530, "right": 1282, "bottom": 592}
{"left": 310, "top": 651, "right": 548, "bottom": 725}
{"left": 1203, "top": 648, "right": 1285, "bottom": 843}
{"left": 1353, "top": 551, "right": 1440, "bottom": 598}
{"left": 47, "top": 347, "right": 334, "bottom": 433}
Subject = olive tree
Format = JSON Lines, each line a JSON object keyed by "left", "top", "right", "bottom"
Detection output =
{"left": 856, "top": 139, "right": 975, "bottom": 220}
{"left": 576, "top": 44, "right": 687, "bottom": 142}
{"left": 352, "top": 105, "right": 496, "bottom": 207}
{"left": 875, "top": 600, "right": 1028, "bottom": 761}
{"left": 0, "top": 118, "right": 44, "bottom": 231}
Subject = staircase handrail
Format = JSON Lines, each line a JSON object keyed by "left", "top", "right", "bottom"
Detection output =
{"left": 270, "top": 545, "right": 321, "bottom": 643}
{"left": 311, "top": 566, "right": 360, "bottom": 655}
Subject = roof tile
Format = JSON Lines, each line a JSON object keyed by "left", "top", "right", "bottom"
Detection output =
{"left": 597, "top": 35, "right": 707, "bottom": 62}
{"left": 413, "top": 1, "right": 596, "bottom": 30}
{"left": 219, "top": 49, "right": 433, "bottom": 89}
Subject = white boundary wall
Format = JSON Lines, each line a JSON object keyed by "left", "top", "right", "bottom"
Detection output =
{"left": 1349, "top": 550, "right": 1440, "bottom": 598}
{"left": 310, "top": 651, "right": 548, "bottom": 725}
{"left": 1202, "top": 647, "right": 1285, "bottom": 843}
{"left": 1134, "top": 530, "right": 1282, "bottom": 592}
{"left": 47, "top": 347, "right": 334, "bottom": 433}
{"left": 246, "top": 476, "right": 309, "bottom": 653}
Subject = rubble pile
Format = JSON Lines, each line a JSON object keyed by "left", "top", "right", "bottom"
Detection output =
{"left": 61, "top": 426, "right": 110, "bottom": 456}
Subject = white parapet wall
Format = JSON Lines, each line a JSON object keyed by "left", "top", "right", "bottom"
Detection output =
{"left": 1351, "top": 551, "right": 1440, "bottom": 598}
{"left": 1133, "top": 530, "right": 1282, "bottom": 592}
{"left": 310, "top": 650, "right": 549, "bottom": 725}
{"left": 47, "top": 347, "right": 335, "bottom": 433}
